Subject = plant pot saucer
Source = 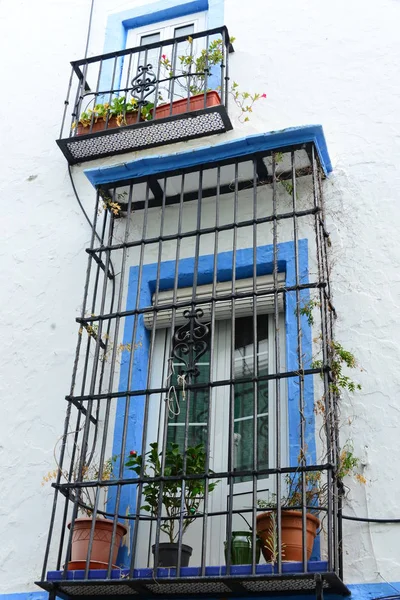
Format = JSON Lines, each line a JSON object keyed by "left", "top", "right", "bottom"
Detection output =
{"left": 67, "top": 560, "right": 118, "bottom": 571}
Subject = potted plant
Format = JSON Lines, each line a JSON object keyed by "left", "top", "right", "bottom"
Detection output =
{"left": 75, "top": 96, "right": 154, "bottom": 135}
{"left": 125, "top": 442, "right": 219, "bottom": 568}
{"left": 43, "top": 455, "right": 127, "bottom": 570}
{"left": 256, "top": 471, "right": 323, "bottom": 563}
{"left": 158, "top": 36, "right": 266, "bottom": 122}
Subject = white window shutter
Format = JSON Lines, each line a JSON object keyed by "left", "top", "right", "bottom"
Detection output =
{"left": 143, "top": 273, "right": 285, "bottom": 330}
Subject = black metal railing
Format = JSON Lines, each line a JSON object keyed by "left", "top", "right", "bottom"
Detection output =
{"left": 37, "top": 143, "right": 349, "bottom": 599}
{"left": 57, "top": 26, "right": 233, "bottom": 163}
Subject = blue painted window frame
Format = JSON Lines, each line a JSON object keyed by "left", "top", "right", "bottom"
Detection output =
{"left": 110, "top": 240, "right": 317, "bottom": 564}
{"left": 100, "top": 0, "right": 224, "bottom": 97}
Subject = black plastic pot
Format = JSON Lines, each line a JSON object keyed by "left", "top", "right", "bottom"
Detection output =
{"left": 152, "top": 542, "right": 193, "bottom": 567}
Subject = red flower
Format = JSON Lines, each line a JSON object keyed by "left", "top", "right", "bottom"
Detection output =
{"left": 130, "top": 450, "right": 137, "bottom": 456}
{"left": 161, "top": 54, "right": 167, "bottom": 61}
{"left": 261, "top": 93, "right": 267, "bottom": 98}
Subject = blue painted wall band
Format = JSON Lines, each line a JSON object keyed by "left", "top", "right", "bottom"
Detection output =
{"left": 84, "top": 126, "right": 332, "bottom": 188}
{"left": 109, "top": 240, "right": 316, "bottom": 565}
{"left": 14, "top": 581, "right": 400, "bottom": 600}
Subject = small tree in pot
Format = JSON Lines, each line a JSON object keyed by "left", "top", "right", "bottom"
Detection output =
{"left": 126, "top": 442, "right": 219, "bottom": 567}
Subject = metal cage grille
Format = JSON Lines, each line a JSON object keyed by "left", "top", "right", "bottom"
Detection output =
{"left": 38, "top": 142, "right": 348, "bottom": 599}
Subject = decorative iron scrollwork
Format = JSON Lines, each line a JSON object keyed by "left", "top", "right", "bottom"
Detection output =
{"left": 172, "top": 309, "right": 209, "bottom": 380}
{"left": 130, "top": 64, "right": 156, "bottom": 104}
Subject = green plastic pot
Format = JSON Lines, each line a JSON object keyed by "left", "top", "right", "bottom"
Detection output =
{"left": 224, "top": 531, "right": 261, "bottom": 565}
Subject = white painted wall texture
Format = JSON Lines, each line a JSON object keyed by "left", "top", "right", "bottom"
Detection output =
{"left": 0, "top": 0, "right": 399, "bottom": 593}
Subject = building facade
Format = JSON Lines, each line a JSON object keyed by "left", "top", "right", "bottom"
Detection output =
{"left": 1, "top": 1, "right": 400, "bottom": 600}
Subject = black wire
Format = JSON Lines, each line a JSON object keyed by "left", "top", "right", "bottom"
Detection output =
{"left": 84, "top": 0, "right": 95, "bottom": 60}
{"left": 342, "top": 514, "right": 400, "bottom": 524}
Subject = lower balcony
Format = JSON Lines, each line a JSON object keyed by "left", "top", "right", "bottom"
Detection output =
{"left": 57, "top": 26, "right": 233, "bottom": 164}
{"left": 43, "top": 564, "right": 348, "bottom": 598}
{"left": 37, "top": 140, "right": 349, "bottom": 600}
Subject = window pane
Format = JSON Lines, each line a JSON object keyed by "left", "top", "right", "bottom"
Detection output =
{"left": 171, "top": 24, "right": 195, "bottom": 98}
{"left": 139, "top": 32, "right": 161, "bottom": 69}
{"left": 234, "top": 315, "right": 269, "bottom": 482}
{"left": 167, "top": 321, "right": 211, "bottom": 450}
{"left": 174, "top": 24, "right": 195, "bottom": 38}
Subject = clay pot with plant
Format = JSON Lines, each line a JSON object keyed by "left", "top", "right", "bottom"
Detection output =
{"left": 158, "top": 36, "right": 266, "bottom": 122}
{"left": 256, "top": 471, "right": 323, "bottom": 563}
{"left": 125, "top": 442, "right": 219, "bottom": 568}
{"left": 43, "top": 454, "right": 127, "bottom": 570}
{"left": 75, "top": 96, "right": 154, "bottom": 135}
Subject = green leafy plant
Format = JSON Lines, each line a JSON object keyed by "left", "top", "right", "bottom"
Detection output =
{"left": 159, "top": 37, "right": 266, "bottom": 122}
{"left": 125, "top": 442, "right": 219, "bottom": 543}
{"left": 76, "top": 96, "right": 154, "bottom": 130}
{"left": 312, "top": 340, "right": 362, "bottom": 396}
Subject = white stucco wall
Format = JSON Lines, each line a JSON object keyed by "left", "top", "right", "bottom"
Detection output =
{"left": 1, "top": 0, "right": 400, "bottom": 593}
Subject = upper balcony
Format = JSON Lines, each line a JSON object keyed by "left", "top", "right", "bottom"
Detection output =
{"left": 57, "top": 26, "right": 233, "bottom": 164}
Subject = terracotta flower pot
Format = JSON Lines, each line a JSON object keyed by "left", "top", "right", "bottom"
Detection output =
{"left": 67, "top": 517, "right": 127, "bottom": 570}
{"left": 153, "top": 91, "right": 221, "bottom": 119}
{"left": 77, "top": 112, "right": 140, "bottom": 135}
{"left": 256, "top": 510, "right": 320, "bottom": 562}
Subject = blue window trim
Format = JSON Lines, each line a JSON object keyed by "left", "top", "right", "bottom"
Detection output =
{"left": 110, "top": 239, "right": 317, "bottom": 564}
{"left": 84, "top": 126, "right": 332, "bottom": 189}
{"left": 100, "top": 0, "right": 224, "bottom": 99}
{"left": 104, "top": 0, "right": 223, "bottom": 55}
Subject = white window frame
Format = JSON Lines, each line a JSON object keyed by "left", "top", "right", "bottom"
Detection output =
{"left": 138, "top": 279, "right": 288, "bottom": 566}
{"left": 125, "top": 12, "right": 208, "bottom": 50}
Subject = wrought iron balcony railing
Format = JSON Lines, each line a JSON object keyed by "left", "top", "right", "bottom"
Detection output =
{"left": 37, "top": 140, "right": 349, "bottom": 600}
{"left": 57, "top": 26, "right": 233, "bottom": 164}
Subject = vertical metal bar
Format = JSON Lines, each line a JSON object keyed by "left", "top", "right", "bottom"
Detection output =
{"left": 59, "top": 191, "right": 105, "bottom": 578}
{"left": 137, "top": 47, "right": 149, "bottom": 123}
{"left": 61, "top": 66, "right": 74, "bottom": 138}
{"left": 153, "top": 173, "right": 185, "bottom": 573}
{"left": 152, "top": 43, "right": 164, "bottom": 118}
{"left": 105, "top": 56, "right": 118, "bottom": 129}
{"left": 82, "top": 191, "right": 120, "bottom": 576}
{"left": 291, "top": 151, "right": 307, "bottom": 572}
{"left": 71, "top": 61, "right": 88, "bottom": 138}
{"left": 124, "top": 51, "right": 134, "bottom": 93}
{"left": 311, "top": 145, "right": 333, "bottom": 572}
{"left": 318, "top": 160, "right": 340, "bottom": 575}
{"left": 176, "top": 168, "right": 203, "bottom": 576}
{"left": 82, "top": 212, "right": 116, "bottom": 579}
{"left": 109, "top": 182, "right": 149, "bottom": 577}
{"left": 88, "top": 60, "right": 104, "bottom": 134}
{"left": 226, "top": 161, "right": 239, "bottom": 576}
{"left": 202, "top": 34, "right": 210, "bottom": 109}
{"left": 55, "top": 202, "right": 109, "bottom": 573}
{"left": 129, "top": 177, "right": 167, "bottom": 574}
{"left": 90, "top": 186, "right": 134, "bottom": 578}
{"left": 272, "top": 152, "right": 282, "bottom": 574}
{"left": 169, "top": 40, "right": 178, "bottom": 115}
{"left": 200, "top": 165, "right": 220, "bottom": 575}
{"left": 251, "top": 158, "right": 258, "bottom": 575}
{"left": 184, "top": 37, "right": 194, "bottom": 112}
{"left": 220, "top": 28, "right": 226, "bottom": 107}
